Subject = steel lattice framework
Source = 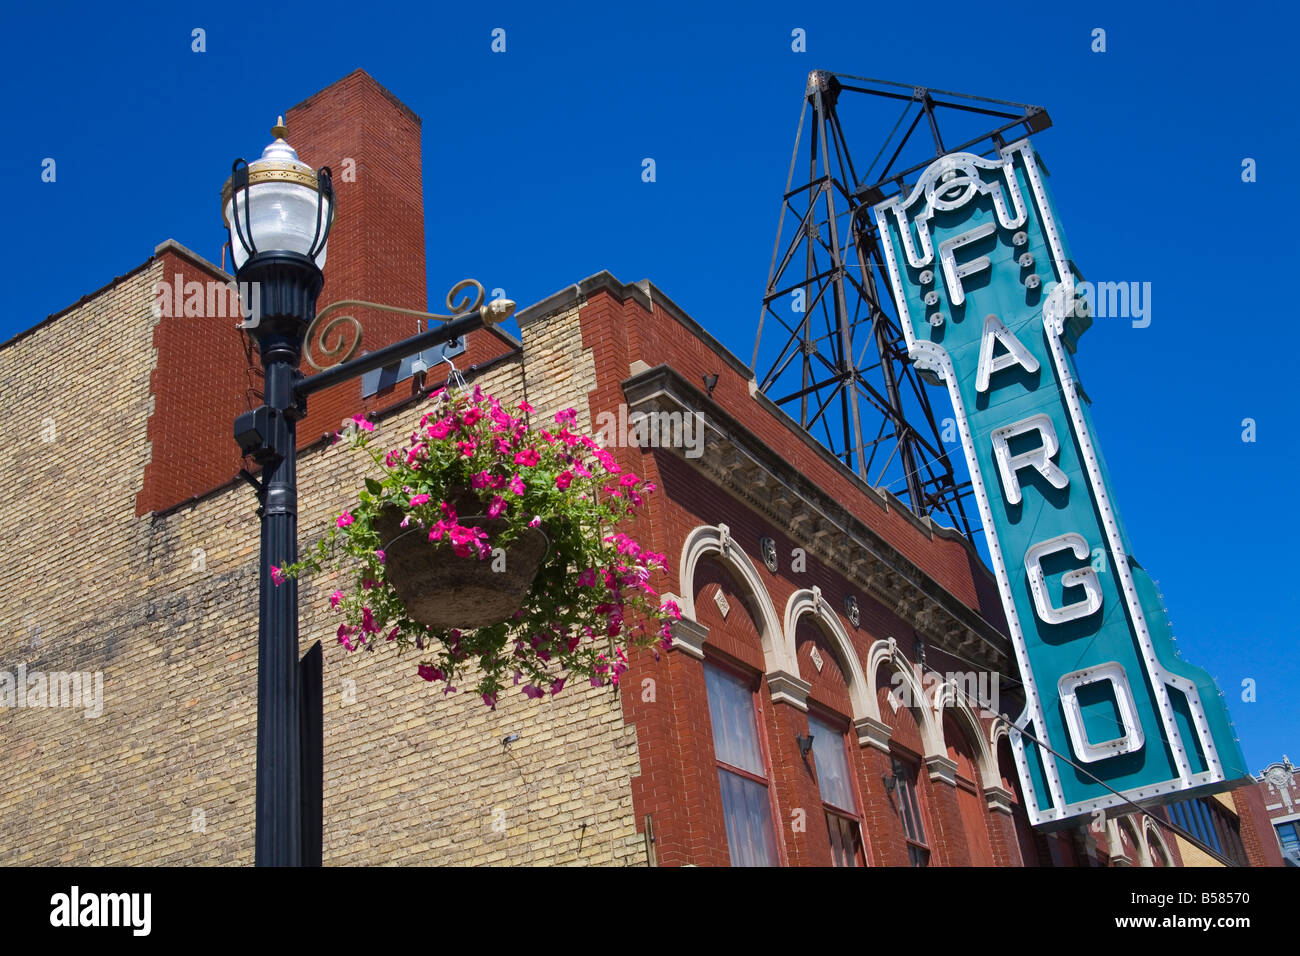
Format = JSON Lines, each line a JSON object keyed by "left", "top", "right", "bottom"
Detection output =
{"left": 752, "top": 71, "right": 1051, "bottom": 538}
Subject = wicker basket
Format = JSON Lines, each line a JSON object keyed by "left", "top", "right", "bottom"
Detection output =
{"left": 373, "top": 495, "right": 548, "bottom": 630}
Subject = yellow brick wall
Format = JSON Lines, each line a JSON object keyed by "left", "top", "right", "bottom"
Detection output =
{"left": 0, "top": 277, "right": 643, "bottom": 865}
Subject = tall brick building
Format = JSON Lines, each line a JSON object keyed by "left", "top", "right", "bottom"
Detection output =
{"left": 0, "top": 69, "right": 1271, "bottom": 866}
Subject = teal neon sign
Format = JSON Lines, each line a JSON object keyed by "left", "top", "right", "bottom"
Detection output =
{"left": 872, "top": 141, "right": 1246, "bottom": 826}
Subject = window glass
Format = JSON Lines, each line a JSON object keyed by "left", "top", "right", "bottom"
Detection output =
{"left": 809, "top": 713, "right": 855, "bottom": 812}
{"left": 826, "top": 812, "right": 861, "bottom": 867}
{"left": 704, "top": 663, "right": 765, "bottom": 776}
{"left": 1276, "top": 822, "right": 1299, "bottom": 854}
{"left": 717, "top": 768, "right": 779, "bottom": 866}
{"left": 705, "top": 661, "right": 778, "bottom": 866}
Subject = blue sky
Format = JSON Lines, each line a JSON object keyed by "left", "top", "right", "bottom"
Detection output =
{"left": 1, "top": 1, "right": 1295, "bottom": 775}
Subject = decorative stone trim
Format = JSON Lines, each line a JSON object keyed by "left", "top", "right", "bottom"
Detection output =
{"left": 855, "top": 716, "right": 892, "bottom": 753}
{"left": 623, "top": 363, "right": 1013, "bottom": 674}
{"left": 924, "top": 754, "right": 959, "bottom": 786}
{"left": 765, "top": 670, "right": 811, "bottom": 711}
{"left": 983, "top": 785, "right": 1015, "bottom": 815}
{"left": 669, "top": 616, "right": 708, "bottom": 660}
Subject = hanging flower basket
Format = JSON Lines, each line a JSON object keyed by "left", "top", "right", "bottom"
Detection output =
{"left": 274, "top": 385, "right": 682, "bottom": 708}
{"left": 372, "top": 498, "right": 547, "bottom": 630}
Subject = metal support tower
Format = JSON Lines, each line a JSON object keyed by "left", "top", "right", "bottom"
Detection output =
{"left": 753, "top": 71, "right": 1051, "bottom": 537}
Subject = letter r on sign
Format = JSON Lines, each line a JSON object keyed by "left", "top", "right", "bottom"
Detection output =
{"left": 991, "top": 414, "right": 1069, "bottom": 506}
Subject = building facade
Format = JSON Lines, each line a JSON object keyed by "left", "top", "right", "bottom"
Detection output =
{"left": 0, "top": 69, "right": 1274, "bottom": 866}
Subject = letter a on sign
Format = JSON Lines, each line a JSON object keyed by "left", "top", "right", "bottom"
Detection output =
{"left": 976, "top": 314, "right": 1039, "bottom": 392}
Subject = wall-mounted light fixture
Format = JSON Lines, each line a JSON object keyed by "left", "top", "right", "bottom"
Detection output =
{"left": 882, "top": 758, "right": 903, "bottom": 793}
{"left": 702, "top": 373, "right": 719, "bottom": 397}
{"left": 797, "top": 733, "right": 815, "bottom": 758}
{"left": 502, "top": 733, "right": 521, "bottom": 748}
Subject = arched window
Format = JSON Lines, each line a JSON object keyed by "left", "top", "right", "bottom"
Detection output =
{"left": 809, "top": 710, "right": 866, "bottom": 866}
{"left": 1145, "top": 824, "right": 1171, "bottom": 867}
{"left": 945, "top": 713, "right": 995, "bottom": 866}
{"left": 704, "top": 659, "right": 780, "bottom": 867}
{"left": 876, "top": 662, "right": 933, "bottom": 866}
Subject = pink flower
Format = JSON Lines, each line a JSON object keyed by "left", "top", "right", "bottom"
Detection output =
{"left": 554, "top": 408, "right": 577, "bottom": 427}
{"left": 427, "top": 420, "right": 452, "bottom": 440}
{"left": 555, "top": 471, "right": 573, "bottom": 490}
{"left": 487, "top": 495, "right": 506, "bottom": 518}
{"left": 522, "top": 685, "right": 545, "bottom": 700}
{"left": 513, "top": 448, "right": 540, "bottom": 467}
{"left": 519, "top": 401, "right": 535, "bottom": 413}
{"left": 508, "top": 474, "right": 526, "bottom": 495}
{"left": 417, "top": 664, "right": 442, "bottom": 682}
{"left": 375, "top": 549, "right": 385, "bottom": 564}
{"left": 462, "top": 407, "right": 483, "bottom": 427}
{"left": 528, "top": 516, "right": 542, "bottom": 528}
{"left": 483, "top": 693, "right": 498, "bottom": 709}
{"left": 351, "top": 413, "right": 375, "bottom": 432}
{"left": 457, "top": 439, "right": 477, "bottom": 457}
{"left": 336, "top": 511, "right": 354, "bottom": 528}
{"left": 409, "top": 493, "right": 431, "bottom": 507}
{"left": 470, "top": 470, "right": 491, "bottom": 489}
{"left": 361, "top": 607, "right": 381, "bottom": 634}
{"left": 550, "top": 677, "right": 566, "bottom": 697}
{"left": 386, "top": 626, "right": 399, "bottom": 642}
{"left": 270, "top": 565, "right": 286, "bottom": 586}
{"left": 329, "top": 589, "right": 343, "bottom": 609}
{"left": 337, "top": 624, "right": 360, "bottom": 652}
{"left": 620, "top": 473, "right": 638, "bottom": 486}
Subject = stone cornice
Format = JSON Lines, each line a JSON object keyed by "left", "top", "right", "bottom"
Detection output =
{"left": 765, "top": 670, "right": 811, "bottom": 711}
{"left": 668, "top": 614, "right": 707, "bottom": 660}
{"left": 984, "top": 785, "right": 1016, "bottom": 815}
{"left": 924, "top": 754, "right": 960, "bottom": 786}
{"left": 855, "top": 716, "right": 893, "bottom": 753}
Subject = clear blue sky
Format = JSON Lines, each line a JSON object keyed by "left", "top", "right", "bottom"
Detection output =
{"left": 1, "top": 1, "right": 1294, "bottom": 774}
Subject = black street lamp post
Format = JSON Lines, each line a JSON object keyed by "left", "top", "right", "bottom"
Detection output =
{"left": 225, "top": 120, "right": 513, "bottom": 866}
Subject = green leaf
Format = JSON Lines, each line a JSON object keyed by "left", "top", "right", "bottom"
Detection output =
{"left": 365, "top": 477, "right": 383, "bottom": 496}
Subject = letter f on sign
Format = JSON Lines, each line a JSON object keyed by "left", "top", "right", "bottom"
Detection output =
{"left": 938, "top": 222, "right": 996, "bottom": 306}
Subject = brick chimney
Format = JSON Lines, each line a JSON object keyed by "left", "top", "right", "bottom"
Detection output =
{"left": 138, "top": 70, "right": 438, "bottom": 515}
{"left": 284, "top": 69, "right": 430, "bottom": 442}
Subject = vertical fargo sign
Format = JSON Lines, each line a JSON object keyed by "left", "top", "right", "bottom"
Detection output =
{"left": 872, "top": 141, "right": 1246, "bottom": 826}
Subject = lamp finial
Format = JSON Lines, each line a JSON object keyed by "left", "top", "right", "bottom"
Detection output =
{"left": 271, "top": 116, "right": 288, "bottom": 140}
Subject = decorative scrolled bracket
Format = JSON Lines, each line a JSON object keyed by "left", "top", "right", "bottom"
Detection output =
{"left": 302, "top": 279, "right": 514, "bottom": 371}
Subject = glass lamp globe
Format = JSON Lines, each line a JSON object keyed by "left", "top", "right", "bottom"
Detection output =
{"left": 222, "top": 117, "right": 333, "bottom": 271}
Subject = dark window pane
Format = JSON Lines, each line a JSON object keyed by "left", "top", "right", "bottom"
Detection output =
{"left": 826, "top": 812, "right": 862, "bottom": 867}
{"left": 895, "top": 763, "right": 926, "bottom": 846}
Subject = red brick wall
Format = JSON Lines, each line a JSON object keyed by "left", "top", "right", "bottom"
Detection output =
{"left": 1233, "top": 781, "right": 1285, "bottom": 867}
{"left": 138, "top": 70, "right": 516, "bottom": 515}
{"left": 567, "top": 279, "right": 1025, "bottom": 866}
